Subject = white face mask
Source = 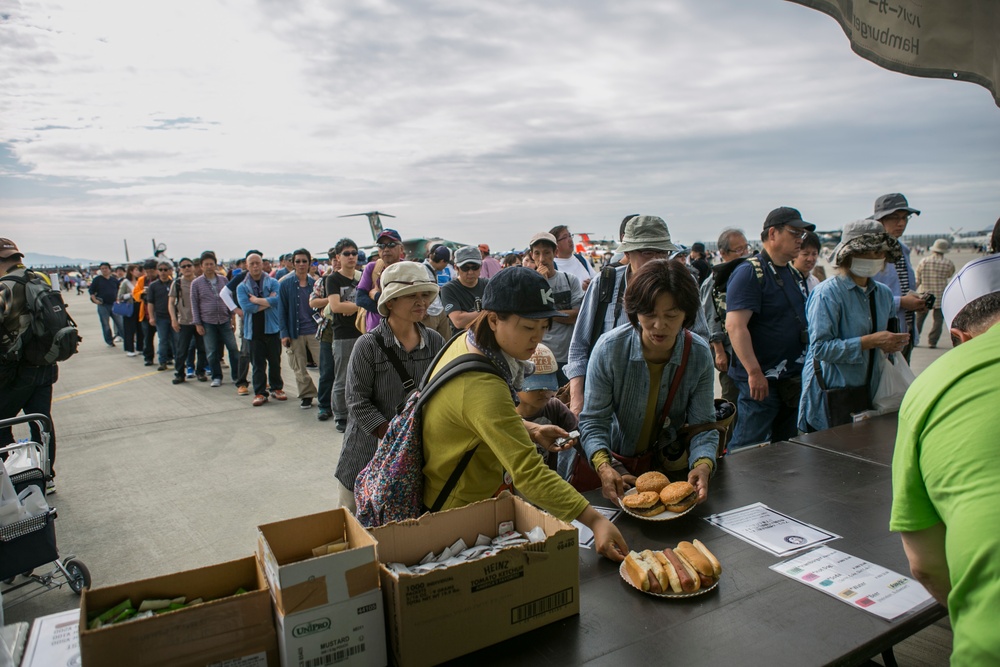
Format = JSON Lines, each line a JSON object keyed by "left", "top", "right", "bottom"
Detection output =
{"left": 850, "top": 257, "right": 885, "bottom": 278}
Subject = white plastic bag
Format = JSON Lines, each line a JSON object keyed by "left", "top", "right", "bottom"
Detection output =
{"left": 0, "top": 459, "right": 23, "bottom": 526}
{"left": 874, "top": 351, "right": 916, "bottom": 414}
{"left": 3, "top": 443, "right": 42, "bottom": 475}
{"left": 17, "top": 484, "right": 49, "bottom": 519}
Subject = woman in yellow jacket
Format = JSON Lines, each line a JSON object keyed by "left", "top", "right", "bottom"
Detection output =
{"left": 421, "top": 267, "right": 628, "bottom": 562}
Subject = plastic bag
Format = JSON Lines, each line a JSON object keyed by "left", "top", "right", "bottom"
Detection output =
{"left": 17, "top": 484, "right": 49, "bottom": 519}
{"left": 3, "top": 442, "right": 42, "bottom": 475}
{"left": 0, "top": 458, "right": 23, "bottom": 526}
{"left": 873, "top": 351, "right": 916, "bottom": 414}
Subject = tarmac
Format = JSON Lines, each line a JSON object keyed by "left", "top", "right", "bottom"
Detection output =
{"left": 2, "top": 274, "right": 956, "bottom": 626}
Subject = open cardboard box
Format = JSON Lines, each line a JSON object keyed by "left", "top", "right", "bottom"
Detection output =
{"left": 370, "top": 495, "right": 580, "bottom": 667}
{"left": 257, "top": 508, "right": 386, "bottom": 667}
{"left": 79, "top": 555, "right": 278, "bottom": 667}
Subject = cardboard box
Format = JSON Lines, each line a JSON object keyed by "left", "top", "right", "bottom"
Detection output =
{"left": 257, "top": 508, "right": 386, "bottom": 667}
{"left": 79, "top": 555, "right": 278, "bottom": 667}
{"left": 371, "top": 495, "right": 580, "bottom": 667}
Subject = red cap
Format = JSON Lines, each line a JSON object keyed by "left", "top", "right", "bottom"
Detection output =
{"left": 478, "top": 243, "right": 490, "bottom": 254}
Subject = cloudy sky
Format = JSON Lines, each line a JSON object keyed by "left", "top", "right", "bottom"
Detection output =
{"left": 1, "top": 0, "right": 998, "bottom": 262}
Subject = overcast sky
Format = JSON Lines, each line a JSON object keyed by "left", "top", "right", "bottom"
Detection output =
{"left": 1, "top": 0, "right": 998, "bottom": 262}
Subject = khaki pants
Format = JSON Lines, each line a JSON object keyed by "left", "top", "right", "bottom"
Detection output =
{"left": 338, "top": 480, "right": 357, "bottom": 514}
{"left": 422, "top": 310, "right": 453, "bottom": 341}
{"left": 286, "top": 335, "right": 320, "bottom": 399}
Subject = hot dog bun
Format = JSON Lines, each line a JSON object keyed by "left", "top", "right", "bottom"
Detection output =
{"left": 676, "top": 541, "right": 713, "bottom": 578}
{"left": 635, "top": 471, "right": 669, "bottom": 494}
{"left": 640, "top": 550, "right": 667, "bottom": 594}
{"left": 672, "top": 548, "right": 701, "bottom": 592}
{"left": 652, "top": 550, "right": 682, "bottom": 593}
{"left": 692, "top": 539, "right": 722, "bottom": 577}
{"left": 624, "top": 550, "right": 667, "bottom": 593}
{"left": 661, "top": 548, "right": 697, "bottom": 592}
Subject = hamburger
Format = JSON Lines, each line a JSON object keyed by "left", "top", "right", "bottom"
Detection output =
{"left": 621, "top": 491, "right": 665, "bottom": 517}
{"left": 635, "top": 471, "right": 669, "bottom": 494}
{"left": 659, "top": 481, "right": 697, "bottom": 513}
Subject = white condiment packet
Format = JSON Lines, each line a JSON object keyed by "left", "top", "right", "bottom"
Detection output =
{"left": 498, "top": 521, "right": 514, "bottom": 534}
{"left": 444, "top": 557, "right": 467, "bottom": 567}
{"left": 419, "top": 551, "right": 436, "bottom": 565}
{"left": 435, "top": 546, "right": 454, "bottom": 562}
{"left": 493, "top": 530, "right": 521, "bottom": 545}
{"left": 388, "top": 563, "right": 412, "bottom": 576}
{"left": 497, "top": 538, "right": 529, "bottom": 547}
{"left": 475, "top": 534, "right": 492, "bottom": 547}
{"left": 526, "top": 526, "right": 547, "bottom": 543}
{"left": 449, "top": 538, "right": 468, "bottom": 554}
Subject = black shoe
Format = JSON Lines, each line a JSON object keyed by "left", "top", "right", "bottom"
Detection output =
{"left": 196, "top": 373, "right": 208, "bottom": 382}
{"left": 335, "top": 419, "right": 347, "bottom": 433}
{"left": 144, "top": 360, "right": 154, "bottom": 366}
{"left": 172, "top": 377, "right": 185, "bottom": 384}
{"left": 317, "top": 409, "right": 331, "bottom": 421}
{"left": 157, "top": 364, "right": 167, "bottom": 371}
{"left": 300, "top": 398, "right": 313, "bottom": 409}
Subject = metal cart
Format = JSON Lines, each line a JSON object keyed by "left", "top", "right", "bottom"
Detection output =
{"left": 0, "top": 413, "right": 91, "bottom": 608}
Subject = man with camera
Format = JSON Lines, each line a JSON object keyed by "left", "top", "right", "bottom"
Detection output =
{"left": 278, "top": 247, "right": 320, "bottom": 409}
{"left": 725, "top": 207, "right": 814, "bottom": 450}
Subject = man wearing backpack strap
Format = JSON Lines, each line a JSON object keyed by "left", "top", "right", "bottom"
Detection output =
{"left": 0, "top": 239, "right": 68, "bottom": 490}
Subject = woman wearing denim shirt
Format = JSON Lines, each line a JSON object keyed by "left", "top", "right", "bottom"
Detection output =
{"left": 798, "top": 220, "right": 910, "bottom": 432}
{"left": 578, "top": 259, "right": 718, "bottom": 505}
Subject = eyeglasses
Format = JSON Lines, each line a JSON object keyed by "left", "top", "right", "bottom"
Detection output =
{"left": 179, "top": 264, "right": 193, "bottom": 269}
{"left": 459, "top": 264, "right": 480, "bottom": 272}
{"left": 556, "top": 235, "right": 572, "bottom": 243}
{"left": 341, "top": 251, "right": 358, "bottom": 257}
{"left": 881, "top": 213, "right": 911, "bottom": 223}
{"left": 728, "top": 245, "right": 749, "bottom": 255}
{"left": 377, "top": 242, "right": 400, "bottom": 250}
{"left": 293, "top": 259, "right": 310, "bottom": 264}
{"left": 781, "top": 227, "right": 807, "bottom": 240}
{"left": 636, "top": 249, "right": 668, "bottom": 259}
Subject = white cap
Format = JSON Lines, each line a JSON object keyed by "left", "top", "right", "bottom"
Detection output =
{"left": 941, "top": 254, "right": 1000, "bottom": 329}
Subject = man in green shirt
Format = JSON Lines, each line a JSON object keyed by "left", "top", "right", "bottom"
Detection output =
{"left": 890, "top": 254, "right": 1000, "bottom": 664}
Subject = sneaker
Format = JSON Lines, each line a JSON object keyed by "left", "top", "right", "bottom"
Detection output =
{"left": 45, "top": 479, "right": 56, "bottom": 495}
{"left": 172, "top": 376, "right": 185, "bottom": 385}
{"left": 211, "top": 378, "right": 222, "bottom": 388}
{"left": 186, "top": 367, "right": 195, "bottom": 379}
{"left": 237, "top": 385, "right": 249, "bottom": 396}
{"left": 335, "top": 419, "right": 347, "bottom": 433}
{"left": 157, "top": 364, "right": 167, "bottom": 371}
{"left": 306, "top": 362, "right": 318, "bottom": 369}
{"left": 203, "top": 367, "right": 211, "bottom": 376}
{"left": 272, "top": 389, "right": 287, "bottom": 401}
{"left": 317, "top": 409, "right": 332, "bottom": 421}
{"left": 144, "top": 360, "right": 154, "bottom": 366}
{"left": 196, "top": 373, "right": 208, "bottom": 382}
{"left": 107, "top": 342, "right": 116, "bottom": 348}
{"left": 252, "top": 394, "right": 268, "bottom": 407}
{"left": 126, "top": 351, "right": 137, "bottom": 357}
{"left": 300, "top": 398, "right": 313, "bottom": 409}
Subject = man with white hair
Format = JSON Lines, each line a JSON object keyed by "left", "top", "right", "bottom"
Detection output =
{"left": 890, "top": 253, "right": 1000, "bottom": 665}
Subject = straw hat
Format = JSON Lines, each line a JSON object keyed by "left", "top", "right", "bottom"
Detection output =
{"left": 377, "top": 261, "right": 439, "bottom": 316}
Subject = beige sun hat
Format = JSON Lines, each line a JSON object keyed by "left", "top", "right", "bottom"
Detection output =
{"left": 377, "top": 261, "right": 439, "bottom": 317}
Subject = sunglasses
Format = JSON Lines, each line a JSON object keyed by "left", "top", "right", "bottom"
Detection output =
{"left": 341, "top": 251, "right": 358, "bottom": 256}
{"left": 293, "top": 259, "right": 310, "bottom": 264}
{"left": 377, "top": 242, "right": 401, "bottom": 250}
{"left": 179, "top": 264, "right": 193, "bottom": 269}
{"left": 459, "top": 264, "right": 481, "bottom": 272}
{"left": 157, "top": 268, "right": 171, "bottom": 272}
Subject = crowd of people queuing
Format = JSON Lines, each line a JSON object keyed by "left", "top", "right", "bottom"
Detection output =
{"left": 4, "top": 194, "right": 1000, "bottom": 662}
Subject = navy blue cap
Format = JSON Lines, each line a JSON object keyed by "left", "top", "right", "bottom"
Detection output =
{"left": 482, "top": 267, "right": 565, "bottom": 319}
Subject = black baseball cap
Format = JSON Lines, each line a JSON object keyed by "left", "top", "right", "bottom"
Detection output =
{"left": 763, "top": 206, "right": 816, "bottom": 232}
{"left": 482, "top": 267, "right": 565, "bottom": 319}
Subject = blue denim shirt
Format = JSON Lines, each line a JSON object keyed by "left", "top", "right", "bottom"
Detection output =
{"left": 798, "top": 274, "right": 895, "bottom": 431}
{"left": 578, "top": 324, "right": 718, "bottom": 466}
{"left": 565, "top": 264, "right": 711, "bottom": 380}
{"left": 236, "top": 274, "right": 282, "bottom": 339}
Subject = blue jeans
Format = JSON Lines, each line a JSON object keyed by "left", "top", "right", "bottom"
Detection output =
{"left": 96, "top": 303, "right": 122, "bottom": 345}
{"left": 202, "top": 323, "right": 239, "bottom": 382}
{"left": 729, "top": 377, "right": 800, "bottom": 451}
{"left": 154, "top": 318, "right": 175, "bottom": 365}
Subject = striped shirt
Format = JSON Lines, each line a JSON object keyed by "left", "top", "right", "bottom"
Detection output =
{"left": 189, "top": 274, "right": 232, "bottom": 326}
{"left": 915, "top": 253, "right": 956, "bottom": 302}
{"left": 335, "top": 320, "right": 445, "bottom": 490}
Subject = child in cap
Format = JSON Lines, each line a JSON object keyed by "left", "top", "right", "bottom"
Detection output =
{"left": 515, "top": 343, "right": 578, "bottom": 479}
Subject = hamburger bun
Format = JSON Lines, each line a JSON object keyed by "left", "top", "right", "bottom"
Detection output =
{"left": 621, "top": 491, "right": 666, "bottom": 517}
{"left": 659, "top": 481, "right": 697, "bottom": 513}
{"left": 635, "top": 471, "right": 669, "bottom": 494}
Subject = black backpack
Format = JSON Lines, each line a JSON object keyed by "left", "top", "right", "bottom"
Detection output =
{"left": 0, "top": 270, "right": 81, "bottom": 366}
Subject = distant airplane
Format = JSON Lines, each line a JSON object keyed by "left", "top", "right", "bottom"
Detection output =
{"left": 949, "top": 227, "right": 993, "bottom": 248}
{"left": 338, "top": 211, "right": 469, "bottom": 262}
{"left": 815, "top": 230, "right": 842, "bottom": 246}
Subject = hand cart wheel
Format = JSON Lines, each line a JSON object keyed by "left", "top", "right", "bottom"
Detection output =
{"left": 63, "top": 558, "right": 91, "bottom": 594}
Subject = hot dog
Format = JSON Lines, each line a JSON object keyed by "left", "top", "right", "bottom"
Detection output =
{"left": 652, "top": 550, "right": 682, "bottom": 593}
{"left": 693, "top": 539, "right": 722, "bottom": 577}
{"left": 623, "top": 550, "right": 667, "bottom": 593}
{"left": 661, "top": 548, "right": 698, "bottom": 592}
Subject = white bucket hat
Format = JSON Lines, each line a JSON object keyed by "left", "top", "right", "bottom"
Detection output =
{"left": 377, "top": 261, "right": 439, "bottom": 317}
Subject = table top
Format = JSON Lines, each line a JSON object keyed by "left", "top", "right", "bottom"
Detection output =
{"left": 447, "top": 441, "right": 943, "bottom": 666}
{"left": 788, "top": 412, "right": 899, "bottom": 467}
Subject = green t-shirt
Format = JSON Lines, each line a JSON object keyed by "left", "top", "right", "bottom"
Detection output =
{"left": 890, "top": 324, "right": 1000, "bottom": 665}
